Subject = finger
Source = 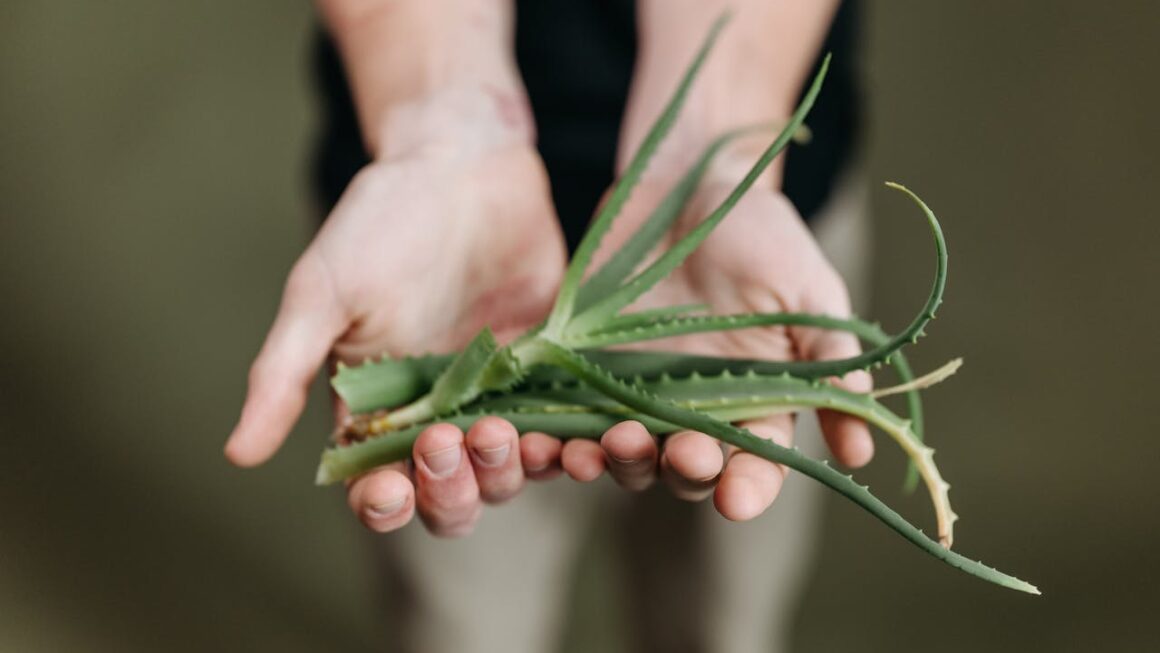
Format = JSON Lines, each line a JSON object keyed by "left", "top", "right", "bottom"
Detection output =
{"left": 600, "top": 421, "right": 658, "bottom": 492}
{"left": 226, "top": 253, "right": 347, "bottom": 467}
{"left": 520, "top": 432, "right": 563, "bottom": 481}
{"left": 413, "top": 423, "right": 481, "bottom": 537}
{"left": 347, "top": 463, "right": 415, "bottom": 533}
{"left": 714, "top": 415, "right": 793, "bottom": 521}
{"left": 561, "top": 439, "right": 605, "bottom": 482}
{"left": 807, "top": 328, "right": 875, "bottom": 468}
{"left": 660, "top": 430, "right": 724, "bottom": 501}
{"left": 465, "top": 417, "right": 524, "bottom": 504}
{"left": 794, "top": 274, "right": 875, "bottom": 469}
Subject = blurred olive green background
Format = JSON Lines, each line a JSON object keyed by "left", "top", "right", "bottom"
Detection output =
{"left": 2, "top": 1, "right": 1157, "bottom": 651}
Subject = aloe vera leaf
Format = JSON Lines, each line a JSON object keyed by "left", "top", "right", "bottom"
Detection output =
{"left": 541, "top": 342, "right": 1038, "bottom": 594}
{"left": 360, "top": 328, "right": 524, "bottom": 432}
{"left": 564, "top": 54, "right": 831, "bottom": 336}
{"left": 670, "top": 371, "right": 952, "bottom": 538}
{"left": 332, "top": 355, "right": 449, "bottom": 414}
{"left": 320, "top": 366, "right": 947, "bottom": 486}
{"left": 484, "top": 361, "right": 954, "bottom": 415}
{"left": 591, "top": 304, "right": 710, "bottom": 330}
{"left": 576, "top": 122, "right": 810, "bottom": 312}
{"left": 429, "top": 328, "right": 528, "bottom": 409}
{"left": 582, "top": 327, "right": 927, "bottom": 493}
{"left": 870, "top": 181, "right": 949, "bottom": 489}
{"left": 579, "top": 311, "right": 930, "bottom": 491}
{"left": 820, "top": 319, "right": 925, "bottom": 492}
{"left": 544, "top": 13, "right": 731, "bottom": 335}
{"left": 572, "top": 311, "right": 907, "bottom": 354}
{"left": 329, "top": 364, "right": 957, "bottom": 544}
{"left": 330, "top": 320, "right": 930, "bottom": 470}
{"left": 572, "top": 177, "right": 948, "bottom": 490}
{"left": 569, "top": 177, "right": 942, "bottom": 368}
{"left": 872, "top": 358, "right": 961, "bottom": 398}
{"left": 330, "top": 320, "right": 916, "bottom": 408}
{"left": 477, "top": 364, "right": 954, "bottom": 545}
{"left": 575, "top": 126, "right": 761, "bottom": 312}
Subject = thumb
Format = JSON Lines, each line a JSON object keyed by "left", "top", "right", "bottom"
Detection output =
{"left": 225, "top": 252, "right": 348, "bottom": 467}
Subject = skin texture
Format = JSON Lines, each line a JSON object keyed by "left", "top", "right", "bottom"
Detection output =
{"left": 227, "top": 0, "right": 858, "bottom": 536}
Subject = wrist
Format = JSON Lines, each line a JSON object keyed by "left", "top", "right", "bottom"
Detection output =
{"left": 375, "top": 82, "right": 535, "bottom": 164}
{"left": 621, "top": 113, "right": 787, "bottom": 190}
{"left": 619, "top": 1, "right": 839, "bottom": 186}
{"left": 619, "top": 55, "right": 794, "bottom": 190}
{"left": 320, "top": 0, "right": 531, "bottom": 157}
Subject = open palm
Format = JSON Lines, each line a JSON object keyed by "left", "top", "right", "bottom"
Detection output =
{"left": 227, "top": 144, "right": 568, "bottom": 535}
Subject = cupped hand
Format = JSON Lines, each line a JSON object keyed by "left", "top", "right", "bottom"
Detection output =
{"left": 226, "top": 140, "right": 568, "bottom": 536}
{"left": 553, "top": 168, "right": 874, "bottom": 521}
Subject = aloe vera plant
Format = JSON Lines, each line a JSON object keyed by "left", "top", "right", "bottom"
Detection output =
{"left": 316, "top": 15, "right": 1038, "bottom": 594}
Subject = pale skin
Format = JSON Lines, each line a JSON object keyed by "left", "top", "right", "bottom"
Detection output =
{"left": 226, "top": 0, "right": 871, "bottom": 536}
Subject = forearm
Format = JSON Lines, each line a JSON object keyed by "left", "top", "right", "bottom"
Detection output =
{"left": 623, "top": 0, "right": 840, "bottom": 181}
{"left": 316, "top": 0, "right": 531, "bottom": 158}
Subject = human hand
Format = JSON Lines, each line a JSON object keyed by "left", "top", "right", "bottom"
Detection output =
{"left": 551, "top": 159, "right": 874, "bottom": 521}
{"left": 225, "top": 91, "right": 569, "bottom": 536}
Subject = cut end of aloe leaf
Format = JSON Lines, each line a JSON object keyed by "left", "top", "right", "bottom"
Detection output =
{"left": 315, "top": 459, "right": 337, "bottom": 486}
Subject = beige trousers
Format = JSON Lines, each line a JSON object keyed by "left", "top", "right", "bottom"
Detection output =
{"left": 369, "top": 173, "right": 871, "bottom": 653}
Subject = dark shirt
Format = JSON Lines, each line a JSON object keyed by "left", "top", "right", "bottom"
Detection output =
{"left": 313, "top": 1, "right": 860, "bottom": 250}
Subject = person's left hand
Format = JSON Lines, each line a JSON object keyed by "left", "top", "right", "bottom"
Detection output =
{"left": 543, "top": 162, "right": 875, "bottom": 521}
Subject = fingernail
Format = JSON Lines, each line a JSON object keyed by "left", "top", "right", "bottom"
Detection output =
{"left": 610, "top": 454, "right": 640, "bottom": 465}
{"left": 367, "top": 497, "right": 406, "bottom": 519}
{"left": 471, "top": 443, "right": 510, "bottom": 467}
{"left": 422, "top": 445, "right": 462, "bottom": 477}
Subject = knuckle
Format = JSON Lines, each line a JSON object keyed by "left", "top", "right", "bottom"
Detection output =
{"left": 613, "top": 471, "right": 655, "bottom": 492}
{"left": 667, "top": 467, "right": 720, "bottom": 493}
{"left": 424, "top": 503, "right": 482, "bottom": 538}
{"left": 418, "top": 477, "right": 480, "bottom": 520}
{"left": 480, "top": 478, "right": 523, "bottom": 504}
{"left": 662, "top": 465, "right": 717, "bottom": 501}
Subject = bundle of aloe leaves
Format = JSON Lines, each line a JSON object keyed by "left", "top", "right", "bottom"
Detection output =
{"left": 315, "top": 16, "right": 1037, "bottom": 594}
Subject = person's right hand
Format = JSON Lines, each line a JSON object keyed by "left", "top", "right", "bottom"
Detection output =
{"left": 225, "top": 92, "right": 568, "bottom": 537}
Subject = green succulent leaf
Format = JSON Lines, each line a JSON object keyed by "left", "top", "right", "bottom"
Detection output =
{"left": 320, "top": 364, "right": 945, "bottom": 489}
{"left": 575, "top": 126, "right": 762, "bottom": 312}
{"left": 331, "top": 354, "right": 446, "bottom": 414}
{"left": 564, "top": 53, "right": 831, "bottom": 336}
{"left": 544, "top": 13, "right": 731, "bottom": 335}
{"left": 540, "top": 342, "right": 1037, "bottom": 594}
{"left": 427, "top": 328, "right": 522, "bottom": 414}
